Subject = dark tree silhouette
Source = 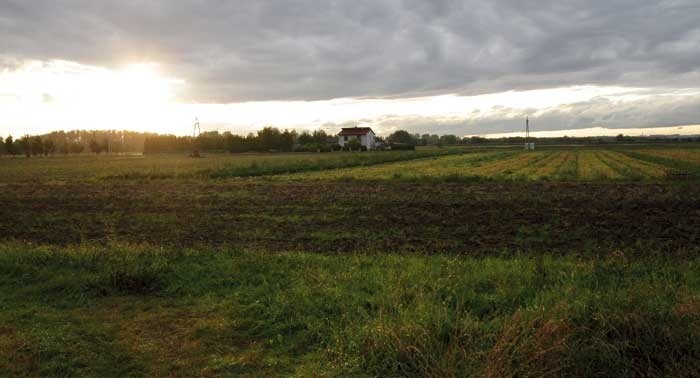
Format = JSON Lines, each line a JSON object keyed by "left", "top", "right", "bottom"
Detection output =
{"left": 5, "top": 136, "right": 16, "bottom": 155}
{"left": 89, "top": 139, "right": 102, "bottom": 154}
{"left": 30, "top": 136, "right": 44, "bottom": 156}
{"left": 19, "top": 136, "right": 31, "bottom": 157}
{"left": 43, "top": 139, "right": 56, "bottom": 156}
{"left": 387, "top": 130, "right": 415, "bottom": 145}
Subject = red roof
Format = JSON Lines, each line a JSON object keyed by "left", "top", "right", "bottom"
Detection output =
{"left": 338, "top": 127, "right": 374, "bottom": 136}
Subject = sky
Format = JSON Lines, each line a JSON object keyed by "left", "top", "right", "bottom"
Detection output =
{"left": 1, "top": 0, "right": 699, "bottom": 138}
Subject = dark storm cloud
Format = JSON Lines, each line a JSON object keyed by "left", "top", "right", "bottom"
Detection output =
{"left": 1, "top": 0, "right": 700, "bottom": 103}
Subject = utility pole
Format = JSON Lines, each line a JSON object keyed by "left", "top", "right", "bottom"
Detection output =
{"left": 526, "top": 116, "right": 530, "bottom": 141}
{"left": 524, "top": 116, "right": 535, "bottom": 150}
{"left": 193, "top": 118, "right": 201, "bottom": 138}
{"left": 191, "top": 118, "right": 202, "bottom": 157}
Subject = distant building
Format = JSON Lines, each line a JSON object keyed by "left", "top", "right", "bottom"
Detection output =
{"left": 338, "top": 127, "right": 376, "bottom": 150}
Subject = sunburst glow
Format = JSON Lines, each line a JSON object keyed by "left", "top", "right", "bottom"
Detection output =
{"left": 1, "top": 60, "right": 184, "bottom": 135}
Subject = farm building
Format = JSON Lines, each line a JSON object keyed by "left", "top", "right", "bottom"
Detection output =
{"left": 338, "top": 127, "right": 376, "bottom": 150}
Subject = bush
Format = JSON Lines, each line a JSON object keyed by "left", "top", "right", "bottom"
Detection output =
{"left": 346, "top": 138, "right": 362, "bottom": 151}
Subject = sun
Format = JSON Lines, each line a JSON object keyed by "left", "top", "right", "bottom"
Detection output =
{"left": 47, "top": 61, "right": 186, "bottom": 133}
{"left": 109, "top": 63, "right": 182, "bottom": 106}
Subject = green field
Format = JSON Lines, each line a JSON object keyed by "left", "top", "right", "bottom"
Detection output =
{"left": 280, "top": 147, "right": 700, "bottom": 181}
{"left": 0, "top": 148, "right": 458, "bottom": 182}
{"left": 1, "top": 145, "right": 699, "bottom": 377}
{"left": 3, "top": 146, "right": 700, "bottom": 183}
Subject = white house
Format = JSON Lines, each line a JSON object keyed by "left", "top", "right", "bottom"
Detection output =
{"left": 338, "top": 127, "right": 376, "bottom": 150}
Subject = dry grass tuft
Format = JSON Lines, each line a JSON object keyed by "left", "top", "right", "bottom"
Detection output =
{"left": 484, "top": 312, "right": 571, "bottom": 378}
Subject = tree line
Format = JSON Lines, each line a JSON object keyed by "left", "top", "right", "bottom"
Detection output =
{"left": 0, "top": 130, "right": 150, "bottom": 157}
{"left": 3, "top": 128, "right": 700, "bottom": 157}
{"left": 144, "top": 127, "right": 308, "bottom": 154}
{"left": 0, "top": 128, "right": 479, "bottom": 156}
{"left": 142, "top": 128, "right": 474, "bottom": 154}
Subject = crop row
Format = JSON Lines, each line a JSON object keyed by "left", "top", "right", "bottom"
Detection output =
{"left": 3, "top": 147, "right": 699, "bottom": 183}
{"left": 280, "top": 148, "right": 699, "bottom": 181}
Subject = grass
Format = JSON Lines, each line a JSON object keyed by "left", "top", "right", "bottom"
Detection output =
{"left": 577, "top": 150, "right": 623, "bottom": 180}
{"left": 1, "top": 243, "right": 699, "bottom": 377}
{"left": 631, "top": 147, "right": 700, "bottom": 166}
{"left": 0, "top": 149, "right": 460, "bottom": 182}
{"left": 620, "top": 148, "right": 700, "bottom": 177}
{"left": 3, "top": 146, "right": 700, "bottom": 183}
{"left": 3, "top": 144, "right": 700, "bottom": 376}
{"left": 275, "top": 147, "right": 700, "bottom": 182}
{"left": 593, "top": 150, "right": 667, "bottom": 180}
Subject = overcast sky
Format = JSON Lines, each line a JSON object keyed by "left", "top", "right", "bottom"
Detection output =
{"left": 1, "top": 0, "right": 699, "bottom": 137}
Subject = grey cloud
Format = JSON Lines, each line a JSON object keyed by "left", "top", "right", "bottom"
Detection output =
{"left": 338, "top": 90, "right": 700, "bottom": 136}
{"left": 1, "top": 0, "right": 700, "bottom": 103}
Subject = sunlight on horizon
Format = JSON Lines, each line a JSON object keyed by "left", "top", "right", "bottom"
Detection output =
{"left": 1, "top": 60, "right": 185, "bottom": 136}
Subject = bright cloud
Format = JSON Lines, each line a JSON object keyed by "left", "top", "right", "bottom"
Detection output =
{"left": 1, "top": 59, "right": 699, "bottom": 138}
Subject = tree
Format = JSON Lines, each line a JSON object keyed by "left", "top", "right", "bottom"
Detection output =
{"left": 30, "top": 136, "right": 44, "bottom": 156}
{"left": 258, "top": 127, "right": 282, "bottom": 151}
{"left": 439, "top": 134, "right": 459, "bottom": 145}
{"left": 297, "top": 131, "right": 314, "bottom": 145}
{"left": 13, "top": 138, "right": 23, "bottom": 156}
{"left": 225, "top": 134, "right": 252, "bottom": 153}
{"left": 5, "top": 136, "right": 16, "bottom": 155}
{"left": 59, "top": 142, "right": 70, "bottom": 155}
{"left": 387, "top": 130, "right": 415, "bottom": 145}
{"left": 346, "top": 138, "right": 362, "bottom": 151}
{"left": 469, "top": 136, "right": 487, "bottom": 144}
{"left": 19, "top": 136, "right": 31, "bottom": 157}
{"left": 0, "top": 136, "right": 4, "bottom": 156}
{"left": 89, "top": 139, "right": 102, "bottom": 154}
{"left": 312, "top": 130, "right": 328, "bottom": 143}
{"left": 43, "top": 139, "right": 56, "bottom": 156}
{"left": 69, "top": 143, "right": 85, "bottom": 154}
{"left": 420, "top": 134, "right": 430, "bottom": 146}
{"left": 280, "top": 129, "right": 296, "bottom": 152}
{"left": 297, "top": 130, "right": 332, "bottom": 151}
{"left": 615, "top": 134, "right": 625, "bottom": 142}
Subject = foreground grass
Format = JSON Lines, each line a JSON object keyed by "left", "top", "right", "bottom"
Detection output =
{"left": 1, "top": 243, "right": 699, "bottom": 377}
